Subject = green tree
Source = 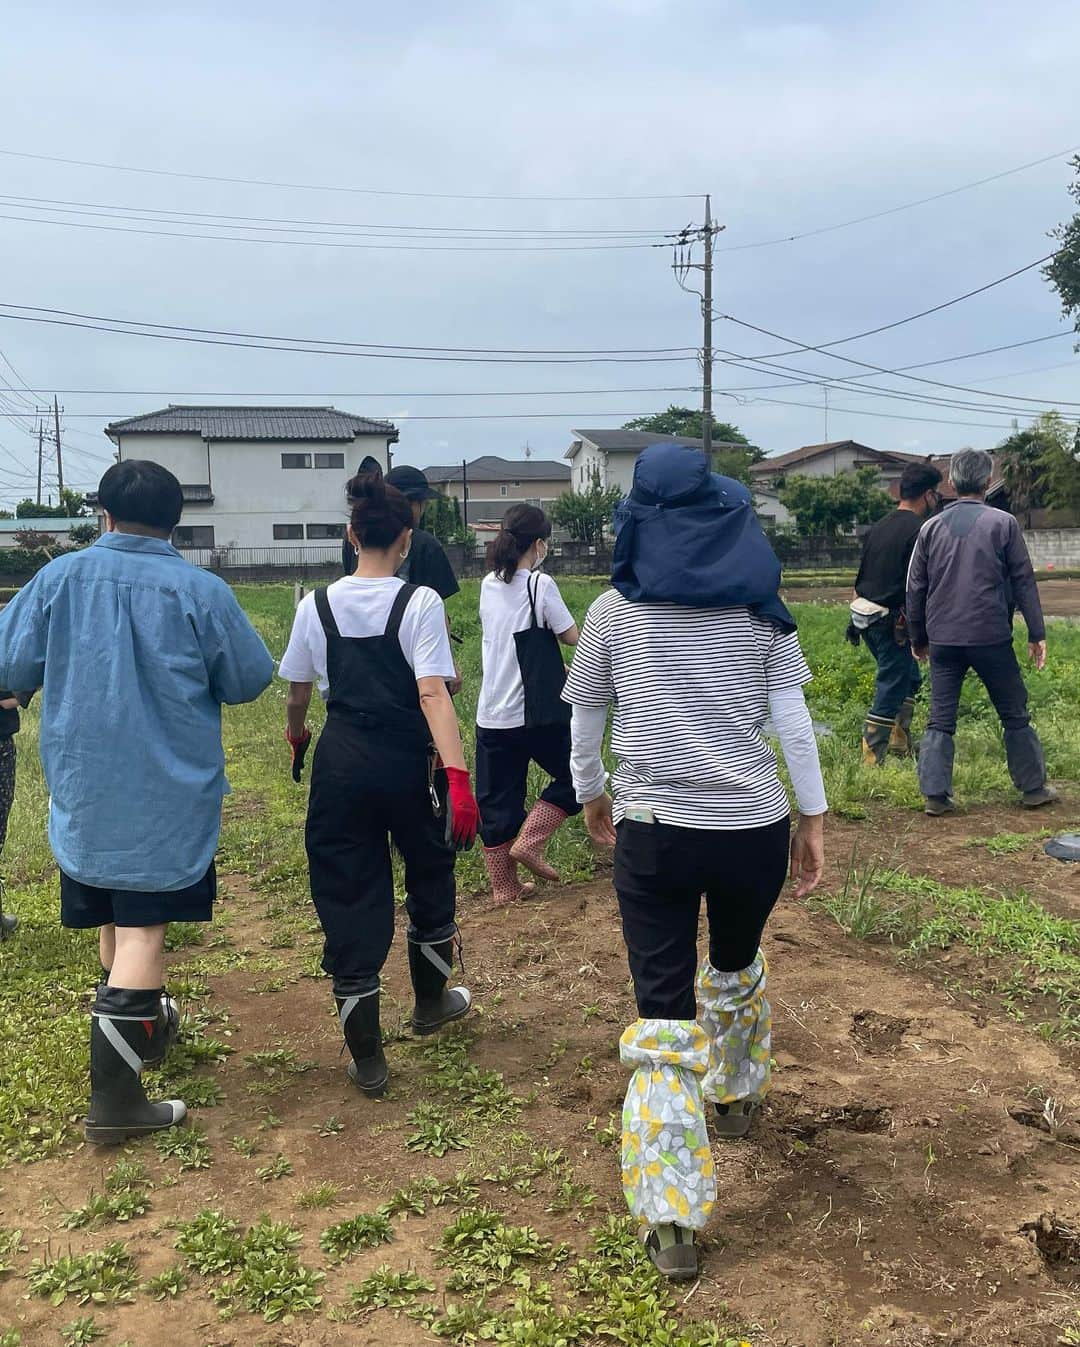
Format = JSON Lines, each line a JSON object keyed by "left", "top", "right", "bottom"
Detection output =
{"left": 622, "top": 405, "right": 756, "bottom": 449}
{"left": 15, "top": 488, "right": 87, "bottom": 520}
{"left": 551, "top": 469, "right": 622, "bottom": 544}
{"left": 998, "top": 422, "right": 1047, "bottom": 526}
{"left": 1031, "top": 410, "right": 1080, "bottom": 513}
{"left": 776, "top": 466, "right": 893, "bottom": 538}
{"left": 1046, "top": 154, "right": 1080, "bottom": 333}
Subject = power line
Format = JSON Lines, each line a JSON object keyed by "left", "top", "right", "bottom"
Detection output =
{"left": 0, "top": 193, "right": 671, "bottom": 238}
{"left": 0, "top": 305, "right": 700, "bottom": 364}
{"left": 729, "top": 250, "right": 1062, "bottom": 361}
{"left": 0, "top": 209, "right": 670, "bottom": 252}
{"left": 0, "top": 146, "right": 698, "bottom": 203}
{"left": 716, "top": 143, "right": 1080, "bottom": 252}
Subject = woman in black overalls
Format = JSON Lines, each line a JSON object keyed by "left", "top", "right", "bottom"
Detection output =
{"left": 281, "top": 473, "right": 480, "bottom": 1097}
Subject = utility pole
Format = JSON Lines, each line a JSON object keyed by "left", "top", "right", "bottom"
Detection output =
{"left": 53, "top": 396, "right": 64, "bottom": 498}
{"left": 461, "top": 458, "right": 469, "bottom": 528}
{"left": 672, "top": 199, "right": 724, "bottom": 464}
{"left": 702, "top": 194, "right": 714, "bottom": 460}
{"left": 36, "top": 421, "right": 43, "bottom": 507}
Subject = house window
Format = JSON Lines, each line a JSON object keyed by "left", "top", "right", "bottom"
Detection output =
{"left": 173, "top": 525, "right": 215, "bottom": 548}
{"left": 281, "top": 452, "right": 312, "bottom": 469}
{"left": 306, "top": 523, "right": 344, "bottom": 540}
{"left": 273, "top": 524, "right": 304, "bottom": 540}
{"left": 314, "top": 452, "right": 345, "bottom": 470}
{"left": 500, "top": 485, "right": 508, "bottom": 497}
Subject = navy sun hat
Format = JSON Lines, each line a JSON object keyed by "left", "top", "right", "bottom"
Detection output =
{"left": 611, "top": 442, "right": 795, "bottom": 631}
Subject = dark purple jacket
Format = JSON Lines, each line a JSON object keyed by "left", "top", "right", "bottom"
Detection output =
{"left": 906, "top": 500, "right": 1044, "bottom": 648}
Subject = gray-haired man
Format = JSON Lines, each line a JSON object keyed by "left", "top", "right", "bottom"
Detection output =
{"left": 906, "top": 448, "right": 1056, "bottom": 816}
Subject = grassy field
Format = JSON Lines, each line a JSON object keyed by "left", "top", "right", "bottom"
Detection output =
{"left": 0, "top": 579, "right": 1077, "bottom": 1347}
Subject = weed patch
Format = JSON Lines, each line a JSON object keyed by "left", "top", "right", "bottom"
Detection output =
{"left": 28, "top": 1241, "right": 138, "bottom": 1307}
{"left": 319, "top": 1210, "right": 393, "bottom": 1261}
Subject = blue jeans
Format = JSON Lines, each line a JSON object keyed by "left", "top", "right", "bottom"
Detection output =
{"left": 864, "top": 618, "right": 921, "bottom": 720}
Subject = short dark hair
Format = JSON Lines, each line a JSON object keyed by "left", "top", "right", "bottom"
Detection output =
{"left": 97, "top": 460, "right": 184, "bottom": 531}
{"left": 899, "top": 462, "right": 943, "bottom": 501}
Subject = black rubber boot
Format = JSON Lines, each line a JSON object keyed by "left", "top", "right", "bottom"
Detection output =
{"left": 861, "top": 716, "right": 893, "bottom": 767}
{"left": 642, "top": 1224, "right": 698, "bottom": 1281}
{"left": 85, "top": 986, "right": 187, "bottom": 1146}
{"left": 335, "top": 989, "right": 388, "bottom": 1098}
{"left": 408, "top": 934, "right": 472, "bottom": 1036}
{"left": 0, "top": 912, "right": 16, "bottom": 940}
{"left": 96, "top": 981, "right": 179, "bottom": 1069}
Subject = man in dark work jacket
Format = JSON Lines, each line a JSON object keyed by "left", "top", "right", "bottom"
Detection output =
{"left": 906, "top": 447, "right": 1056, "bottom": 816}
{"left": 341, "top": 463, "right": 461, "bottom": 693}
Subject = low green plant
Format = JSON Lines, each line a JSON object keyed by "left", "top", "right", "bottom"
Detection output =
{"left": 968, "top": 828, "right": 1053, "bottom": 856}
{"left": 0, "top": 1329, "right": 19, "bottom": 1347}
{"left": 0, "top": 1228, "right": 25, "bottom": 1274}
{"left": 61, "top": 1317, "right": 103, "bottom": 1347}
{"left": 297, "top": 1181, "right": 340, "bottom": 1210}
{"left": 348, "top": 1265, "right": 436, "bottom": 1310}
{"left": 378, "top": 1173, "right": 479, "bottom": 1218}
{"left": 440, "top": 1207, "right": 556, "bottom": 1291}
{"left": 142, "top": 1264, "right": 190, "bottom": 1300}
{"left": 174, "top": 1209, "right": 245, "bottom": 1276}
{"left": 61, "top": 1186, "right": 150, "bottom": 1230}
{"left": 27, "top": 1241, "right": 138, "bottom": 1307}
{"left": 319, "top": 1210, "right": 393, "bottom": 1261}
{"left": 244, "top": 1048, "right": 316, "bottom": 1076}
{"left": 154, "top": 1124, "right": 212, "bottom": 1170}
{"left": 255, "top": 1154, "right": 293, "bottom": 1182}
{"left": 315, "top": 1115, "right": 345, "bottom": 1137}
{"left": 405, "top": 1103, "right": 470, "bottom": 1156}
{"left": 230, "top": 1135, "right": 258, "bottom": 1157}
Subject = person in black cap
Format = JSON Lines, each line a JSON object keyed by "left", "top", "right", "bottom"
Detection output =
{"left": 342, "top": 463, "right": 461, "bottom": 693}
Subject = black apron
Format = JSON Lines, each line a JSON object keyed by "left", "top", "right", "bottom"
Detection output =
{"left": 513, "top": 573, "right": 571, "bottom": 730}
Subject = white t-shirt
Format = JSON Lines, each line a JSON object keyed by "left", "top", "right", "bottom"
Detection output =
{"left": 278, "top": 577, "right": 454, "bottom": 693}
{"left": 476, "top": 569, "right": 575, "bottom": 730}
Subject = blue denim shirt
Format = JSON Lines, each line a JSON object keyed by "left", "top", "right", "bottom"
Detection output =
{"left": 0, "top": 532, "right": 274, "bottom": 892}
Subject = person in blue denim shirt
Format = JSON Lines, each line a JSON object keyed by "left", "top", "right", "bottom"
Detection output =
{"left": 0, "top": 460, "right": 273, "bottom": 1144}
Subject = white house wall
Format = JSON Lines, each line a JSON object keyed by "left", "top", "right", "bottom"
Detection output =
{"left": 115, "top": 432, "right": 391, "bottom": 550}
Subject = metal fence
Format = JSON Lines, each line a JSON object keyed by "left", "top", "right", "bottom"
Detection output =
{"left": 178, "top": 545, "right": 344, "bottom": 570}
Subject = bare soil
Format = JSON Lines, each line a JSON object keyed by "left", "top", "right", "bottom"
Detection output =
{"left": 1, "top": 801, "right": 1078, "bottom": 1346}
{"left": 783, "top": 576, "right": 1080, "bottom": 618}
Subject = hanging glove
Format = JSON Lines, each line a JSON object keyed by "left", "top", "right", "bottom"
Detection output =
{"left": 444, "top": 766, "right": 480, "bottom": 852}
{"left": 285, "top": 727, "right": 312, "bottom": 782}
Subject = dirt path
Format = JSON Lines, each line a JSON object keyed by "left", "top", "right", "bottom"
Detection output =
{"left": 2, "top": 824, "right": 1078, "bottom": 1347}
{"left": 783, "top": 576, "right": 1080, "bottom": 618}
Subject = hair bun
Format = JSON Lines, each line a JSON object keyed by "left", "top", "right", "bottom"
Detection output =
{"left": 345, "top": 470, "right": 384, "bottom": 502}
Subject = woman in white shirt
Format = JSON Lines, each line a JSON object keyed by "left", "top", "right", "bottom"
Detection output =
{"left": 476, "top": 505, "right": 579, "bottom": 904}
{"left": 279, "top": 473, "right": 480, "bottom": 1099}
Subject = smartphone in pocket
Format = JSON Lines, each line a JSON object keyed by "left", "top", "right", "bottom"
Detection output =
{"left": 624, "top": 805, "right": 656, "bottom": 825}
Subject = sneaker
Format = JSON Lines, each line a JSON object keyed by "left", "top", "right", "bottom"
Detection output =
{"left": 642, "top": 1224, "right": 698, "bottom": 1281}
{"left": 714, "top": 1099, "right": 759, "bottom": 1139}
{"left": 924, "top": 795, "right": 956, "bottom": 817}
{"left": 1022, "top": 785, "right": 1059, "bottom": 810}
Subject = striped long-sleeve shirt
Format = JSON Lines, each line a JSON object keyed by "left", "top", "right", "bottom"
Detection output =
{"left": 562, "top": 588, "right": 814, "bottom": 830}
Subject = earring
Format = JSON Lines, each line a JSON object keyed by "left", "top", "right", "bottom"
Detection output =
{"left": 353, "top": 545, "right": 360, "bottom": 556}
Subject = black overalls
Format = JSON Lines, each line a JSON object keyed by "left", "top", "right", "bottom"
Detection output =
{"left": 304, "top": 583, "right": 457, "bottom": 996}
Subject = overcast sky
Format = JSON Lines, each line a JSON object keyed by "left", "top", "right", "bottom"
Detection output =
{"left": 0, "top": 0, "right": 1077, "bottom": 504}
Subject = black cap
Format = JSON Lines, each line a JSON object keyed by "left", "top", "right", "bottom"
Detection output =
{"left": 385, "top": 465, "right": 438, "bottom": 501}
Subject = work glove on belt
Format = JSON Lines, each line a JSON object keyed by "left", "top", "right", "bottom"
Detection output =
{"left": 285, "top": 727, "right": 312, "bottom": 783}
{"left": 444, "top": 766, "right": 480, "bottom": 852}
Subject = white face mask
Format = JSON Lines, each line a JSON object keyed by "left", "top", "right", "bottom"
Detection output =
{"left": 531, "top": 539, "right": 548, "bottom": 570}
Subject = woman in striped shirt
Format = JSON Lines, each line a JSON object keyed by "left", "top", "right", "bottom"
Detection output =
{"left": 563, "top": 442, "right": 827, "bottom": 1281}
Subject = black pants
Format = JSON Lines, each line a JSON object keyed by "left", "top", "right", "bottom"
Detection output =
{"left": 613, "top": 816, "right": 790, "bottom": 1020}
{"left": 305, "top": 720, "right": 456, "bottom": 994}
{"left": 919, "top": 640, "right": 1046, "bottom": 797}
{"left": 0, "top": 737, "right": 14, "bottom": 854}
{"left": 475, "top": 723, "right": 581, "bottom": 848}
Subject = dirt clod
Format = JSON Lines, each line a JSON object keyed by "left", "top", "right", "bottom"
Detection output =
{"left": 1020, "top": 1212, "right": 1080, "bottom": 1267}
{"left": 852, "top": 1008, "right": 911, "bottom": 1053}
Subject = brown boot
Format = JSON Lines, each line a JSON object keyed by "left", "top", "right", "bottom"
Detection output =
{"left": 861, "top": 717, "right": 893, "bottom": 767}
{"left": 483, "top": 842, "right": 535, "bottom": 906}
{"left": 509, "top": 801, "right": 568, "bottom": 882}
{"left": 888, "top": 698, "right": 916, "bottom": 758}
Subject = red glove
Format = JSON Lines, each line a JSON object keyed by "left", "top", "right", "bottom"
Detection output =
{"left": 285, "top": 727, "right": 312, "bottom": 782}
{"left": 444, "top": 766, "right": 480, "bottom": 852}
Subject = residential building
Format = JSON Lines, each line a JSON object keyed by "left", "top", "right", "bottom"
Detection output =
{"left": 423, "top": 454, "right": 570, "bottom": 526}
{"left": 101, "top": 406, "right": 398, "bottom": 552}
{"left": 0, "top": 518, "right": 89, "bottom": 546}
{"left": 749, "top": 441, "right": 927, "bottom": 494}
{"left": 566, "top": 429, "right": 747, "bottom": 495}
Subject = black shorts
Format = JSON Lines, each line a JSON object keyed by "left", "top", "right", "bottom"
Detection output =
{"left": 60, "top": 862, "right": 217, "bottom": 929}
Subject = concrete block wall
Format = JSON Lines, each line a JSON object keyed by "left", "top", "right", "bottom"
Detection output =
{"left": 1023, "top": 529, "right": 1080, "bottom": 569}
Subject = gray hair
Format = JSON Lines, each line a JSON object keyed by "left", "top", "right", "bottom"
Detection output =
{"left": 949, "top": 448, "right": 993, "bottom": 496}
